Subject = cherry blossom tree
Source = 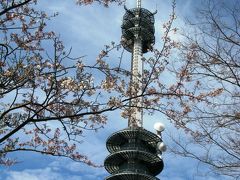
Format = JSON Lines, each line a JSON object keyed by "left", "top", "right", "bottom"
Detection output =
{"left": 76, "top": 0, "right": 124, "bottom": 6}
{"left": 0, "top": 0, "right": 128, "bottom": 166}
{"left": 167, "top": 0, "right": 240, "bottom": 178}
{"left": 0, "top": 0, "right": 182, "bottom": 167}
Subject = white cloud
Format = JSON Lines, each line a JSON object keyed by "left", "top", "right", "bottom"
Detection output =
{"left": 3, "top": 166, "right": 107, "bottom": 180}
{"left": 48, "top": 160, "right": 106, "bottom": 180}
{"left": 5, "top": 168, "right": 67, "bottom": 180}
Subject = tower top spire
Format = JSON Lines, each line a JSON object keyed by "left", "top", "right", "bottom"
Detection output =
{"left": 136, "top": 0, "right": 141, "bottom": 8}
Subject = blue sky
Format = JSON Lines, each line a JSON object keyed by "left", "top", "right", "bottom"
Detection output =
{"left": 0, "top": 0, "right": 235, "bottom": 180}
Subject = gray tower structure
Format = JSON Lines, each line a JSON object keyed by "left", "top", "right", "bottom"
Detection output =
{"left": 104, "top": 1, "right": 165, "bottom": 179}
{"left": 122, "top": 0, "right": 155, "bottom": 127}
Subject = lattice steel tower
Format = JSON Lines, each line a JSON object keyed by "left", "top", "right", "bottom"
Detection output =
{"left": 104, "top": 1, "right": 166, "bottom": 179}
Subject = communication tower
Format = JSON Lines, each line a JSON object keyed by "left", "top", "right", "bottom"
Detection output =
{"left": 104, "top": 1, "right": 166, "bottom": 179}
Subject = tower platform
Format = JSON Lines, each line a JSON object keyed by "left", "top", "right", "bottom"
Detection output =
{"left": 104, "top": 127, "right": 164, "bottom": 180}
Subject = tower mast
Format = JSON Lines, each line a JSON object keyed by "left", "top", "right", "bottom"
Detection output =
{"left": 137, "top": 0, "right": 141, "bottom": 8}
{"left": 104, "top": 1, "right": 166, "bottom": 180}
{"left": 130, "top": 0, "right": 144, "bottom": 127}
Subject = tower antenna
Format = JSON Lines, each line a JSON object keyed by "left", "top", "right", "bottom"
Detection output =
{"left": 137, "top": 0, "right": 141, "bottom": 8}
